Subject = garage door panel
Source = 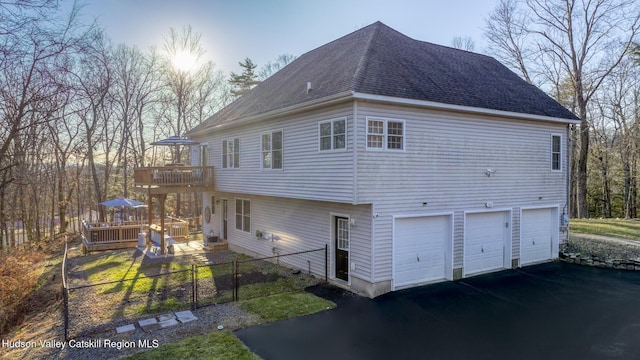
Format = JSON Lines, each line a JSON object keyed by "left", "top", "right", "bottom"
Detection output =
{"left": 521, "top": 208, "right": 555, "bottom": 265}
{"left": 393, "top": 216, "right": 450, "bottom": 289}
{"left": 465, "top": 211, "right": 508, "bottom": 276}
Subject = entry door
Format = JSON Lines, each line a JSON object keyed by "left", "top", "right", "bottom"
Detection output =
{"left": 335, "top": 217, "right": 350, "bottom": 281}
{"left": 222, "top": 199, "right": 228, "bottom": 239}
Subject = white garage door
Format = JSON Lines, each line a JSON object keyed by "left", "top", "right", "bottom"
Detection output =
{"left": 521, "top": 208, "right": 556, "bottom": 265}
{"left": 464, "top": 211, "right": 509, "bottom": 276}
{"left": 393, "top": 215, "right": 450, "bottom": 289}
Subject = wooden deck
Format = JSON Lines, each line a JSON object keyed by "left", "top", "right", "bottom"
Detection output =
{"left": 133, "top": 165, "right": 214, "bottom": 194}
{"left": 81, "top": 219, "right": 190, "bottom": 253}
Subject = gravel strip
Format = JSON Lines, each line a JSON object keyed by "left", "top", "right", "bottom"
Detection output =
{"left": 565, "top": 234, "right": 640, "bottom": 261}
{"left": 8, "top": 302, "right": 261, "bottom": 360}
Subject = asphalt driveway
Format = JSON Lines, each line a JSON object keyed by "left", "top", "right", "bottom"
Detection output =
{"left": 236, "top": 262, "right": 640, "bottom": 360}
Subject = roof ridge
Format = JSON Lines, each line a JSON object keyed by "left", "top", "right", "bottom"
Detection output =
{"left": 351, "top": 22, "right": 382, "bottom": 92}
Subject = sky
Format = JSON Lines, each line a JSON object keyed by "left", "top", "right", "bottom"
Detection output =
{"left": 75, "top": 0, "right": 500, "bottom": 74}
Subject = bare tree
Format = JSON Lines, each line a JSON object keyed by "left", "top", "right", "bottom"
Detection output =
{"left": 0, "top": 0, "right": 89, "bottom": 246}
{"left": 485, "top": 0, "right": 640, "bottom": 218}
{"left": 451, "top": 37, "right": 476, "bottom": 52}
{"left": 258, "top": 53, "right": 297, "bottom": 80}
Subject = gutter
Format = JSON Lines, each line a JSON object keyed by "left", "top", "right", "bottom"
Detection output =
{"left": 352, "top": 92, "right": 581, "bottom": 125}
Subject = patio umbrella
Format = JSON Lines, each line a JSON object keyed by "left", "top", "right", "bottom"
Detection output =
{"left": 150, "top": 135, "right": 199, "bottom": 165}
{"left": 100, "top": 197, "right": 144, "bottom": 222}
{"left": 100, "top": 197, "right": 144, "bottom": 207}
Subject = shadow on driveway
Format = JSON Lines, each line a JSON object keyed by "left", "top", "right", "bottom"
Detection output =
{"left": 236, "top": 262, "right": 640, "bottom": 360}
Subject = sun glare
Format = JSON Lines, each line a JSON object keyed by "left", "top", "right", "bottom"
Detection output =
{"left": 171, "top": 50, "right": 197, "bottom": 72}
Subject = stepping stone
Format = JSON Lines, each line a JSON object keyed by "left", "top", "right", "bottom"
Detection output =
{"left": 116, "top": 324, "right": 136, "bottom": 334}
{"left": 158, "top": 318, "right": 179, "bottom": 328}
{"left": 139, "top": 317, "right": 160, "bottom": 332}
{"left": 175, "top": 310, "right": 198, "bottom": 323}
{"left": 157, "top": 313, "right": 176, "bottom": 322}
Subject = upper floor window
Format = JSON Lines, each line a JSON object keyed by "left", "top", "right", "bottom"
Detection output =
{"left": 551, "top": 135, "right": 562, "bottom": 171}
{"left": 222, "top": 138, "right": 239, "bottom": 168}
{"left": 366, "top": 117, "right": 405, "bottom": 150}
{"left": 261, "top": 130, "right": 283, "bottom": 169}
{"left": 319, "top": 118, "right": 346, "bottom": 151}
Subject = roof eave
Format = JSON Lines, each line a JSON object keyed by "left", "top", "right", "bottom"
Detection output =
{"left": 187, "top": 91, "right": 355, "bottom": 138}
{"left": 353, "top": 92, "right": 581, "bottom": 125}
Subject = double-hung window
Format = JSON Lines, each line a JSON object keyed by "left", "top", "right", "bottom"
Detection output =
{"left": 319, "top": 118, "right": 346, "bottom": 151}
{"left": 551, "top": 135, "right": 562, "bottom": 171}
{"left": 261, "top": 130, "right": 283, "bottom": 169}
{"left": 222, "top": 138, "right": 239, "bottom": 169}
{"left": 366, "top": 117, "right": 405, "bottom": 150}
{"left": 235, "top": 199, "right": 250, "bottom": 232}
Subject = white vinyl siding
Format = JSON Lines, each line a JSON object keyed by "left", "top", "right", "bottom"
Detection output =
{"left": 196, "top": 104, "right": 354, "bottom": 203}
{"left": 319, "top": 118, "right": 346, "bottom": 151}
{"left": 551, "top": 134, "right": 562, "bottom": 171}
{"left": 235, "top": 199, "right": 250, "bottom": 232}
{"left": 366, "top": 117, "right": 405, "bottom": 150}
{"left": 222, "top": 138, "right": 239, "bottom": 169}
{"left": 261, "top": 130, "right": 283, "bottom": 169}
{"left": 356, "top": 102, "right": 569, "bottom": 281}
{"left": 212, "top": 192, "right": 372, "bottom": 282}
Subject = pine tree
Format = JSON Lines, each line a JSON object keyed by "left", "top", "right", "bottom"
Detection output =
{"left": 228, "top": 57, "right": 260, "bottom": 97}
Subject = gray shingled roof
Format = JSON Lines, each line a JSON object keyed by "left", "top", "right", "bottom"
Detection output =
{"left": 190, "top": 21, "right": 578, "bottom": 134}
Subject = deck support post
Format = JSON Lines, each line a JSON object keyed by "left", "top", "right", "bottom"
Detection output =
{"left": 159, "top": 194, "right": 167, "bottom": 255}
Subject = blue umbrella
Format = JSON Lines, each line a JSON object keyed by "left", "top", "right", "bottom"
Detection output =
{"left": 100, "top": 197, "right": 144, "bottom": 207}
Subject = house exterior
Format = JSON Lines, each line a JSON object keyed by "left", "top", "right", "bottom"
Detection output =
{"left": 186, "top": 22, "right": 580, "bottom": 297}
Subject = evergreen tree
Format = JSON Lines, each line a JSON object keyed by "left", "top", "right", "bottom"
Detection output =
{"left": 228, "top": 57, "right": 260, "bottom": 97}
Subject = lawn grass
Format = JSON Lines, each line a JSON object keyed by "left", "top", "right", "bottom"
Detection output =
{"left": 240, "top": 291, "right": 336, "bottom": 322}
{"left": 126, "top": 330, "right": 258, "bottom": 360}
{"left": 570, "top": 218, "right": 640, "bottom": 241}
{"left": 126, "top": 291, "right": 336, "bottom": 360}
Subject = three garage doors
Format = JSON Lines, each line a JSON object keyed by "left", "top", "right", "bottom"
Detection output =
{"left": 392, "top": 208, "right": 558, "bottom": 290}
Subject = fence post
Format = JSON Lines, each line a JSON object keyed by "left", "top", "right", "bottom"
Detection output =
{"left": 232, "top": 260, "right": 238, "bottom": 302}
{"left": 324, "top": 244, "right": 329, "bottom": 283}
{"left": 62, "top": 235, "right": 69, "bottom": 341}
{"left": 63, "top": 286, "right": 69, "bottom": 341}
{"left": 191, "top": 264, "right": 196, "bottom": 310}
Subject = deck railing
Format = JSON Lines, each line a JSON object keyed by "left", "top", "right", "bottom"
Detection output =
{"left": 133, "top": 166, "right": 214, "bottom": 189}
{"left": 81, "top": 218, "right": 190, "bottom": 252}
{"left": 82, "top": 221, "right": 144, "bottom": 251}
{"left": 149, "top": 218, "right": 189, "bottom": 242}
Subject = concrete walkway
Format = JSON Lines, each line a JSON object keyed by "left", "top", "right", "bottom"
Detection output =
{"left": 237, "top": 262, "right": 640, "bottom": 360}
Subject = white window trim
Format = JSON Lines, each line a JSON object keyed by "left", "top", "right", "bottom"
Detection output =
{"left": 318, "top": 117, "right": 348, "bottom": 152}
{"left": 365, "top": 116, "right": 406, "bottom": 151}
{"left": 221, "top": 138, "right": 240, "bottom": 169}
{"left": 551, "top": 134, "right": 563, "bottom": 172}
{"left": 260, "top": 129, "right": 284, "bottom": 170}
{"left": 234, "top": 198, "right": 251, "bottom": 233}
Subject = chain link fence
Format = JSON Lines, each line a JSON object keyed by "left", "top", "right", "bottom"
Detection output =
{"left": 63, "top": 243, "right": 327, "bottom": 340}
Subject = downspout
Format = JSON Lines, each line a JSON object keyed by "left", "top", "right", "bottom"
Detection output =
{"left": 563, "top": 124, "right": 571, "bottom": 250}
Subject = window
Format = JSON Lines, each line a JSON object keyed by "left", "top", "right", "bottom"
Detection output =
{"left": 210, "top": 196, "right": 215, "bottom": 215}
{"left": 222, "top": 138, "right": 239, "bottom": 168}
{"left": 235, "top": 199, "right": 250, "bottom": 232}
{"left": 319, "top": 118, "right": 346, "bottom": 150}
{"left": 337, "top": 218, "right": 350, "bottom": 250}
{"left": 551, "top": 135, "right": 562, "bottom": 171}
{"left": 366, "top": 118, "right": 404, "bottom": 150}
{"left": 261, "top": 130, "right": 283, "bottom": 169}
{"left": 199, "top": 145, "right": 209, "bottom": 166}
